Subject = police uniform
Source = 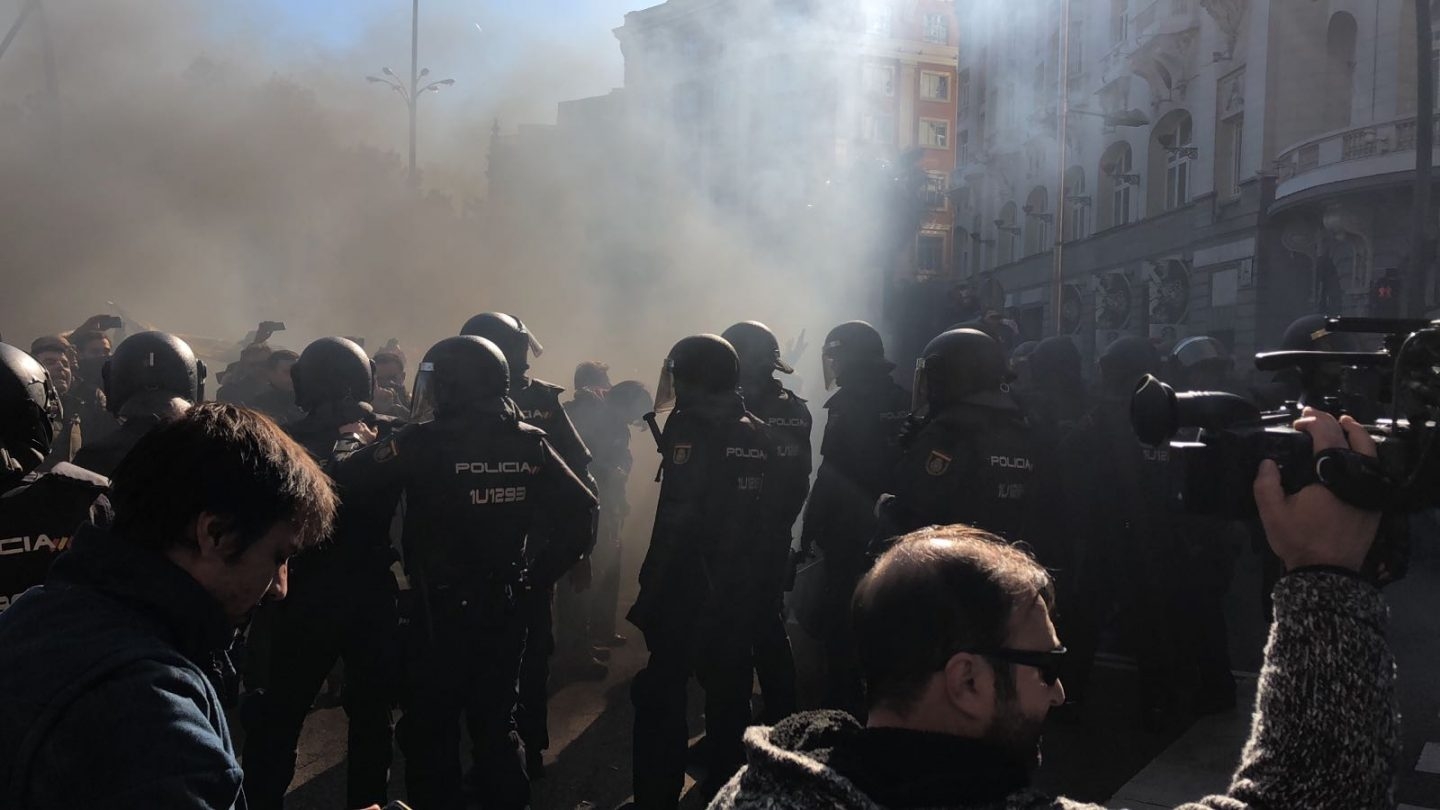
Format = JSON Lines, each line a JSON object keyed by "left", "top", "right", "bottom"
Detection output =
{"left": 0, "top": 463, "right": 111, "bottom": 614}
{"left": 507, "top": 376, "right": 597, "bottom": 770}
{"left": 797, "top": 368, "right": 909, "bottom": 713}
{"left": 739, "top": 377, "right": 811, "bottom": 723}
{"left": 882, "top": 395, "right": 1037, "bottom": 542}
{"left": 562, "top": 385, "right": 633, "bottom": 646}
{"left": 629, "top": 392, "right": 780, "bottom": 808}
{"left": 334, "top": 404, "right": 595, "bottom": 810}
{"left": 71, "top": 416, "right": 159, "bottom": 477}
{"left": 241, "top": 403, "right": 402, "bottom": 810}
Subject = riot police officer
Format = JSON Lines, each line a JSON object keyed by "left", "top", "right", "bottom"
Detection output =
{"left": 720, "top": 320, "right": 811, "bottom": 723}
{"left": 1164, "top": 334, "right": 1242, "bottom": 717}
{"left": 629, "top": 334, "right": 780, "bottom": 808}
{"left": 1012, "top": 335, "right": 1088, "bottom": 445}
{"left": 0, "top": 343, "right": 111, "bottom": 614}
{"left": 1050, "top": 335, "right": 1177, "bottom": 726}
{"left": 333, "top": 335, "right": 596, "bottom": 810}
{"left": 461, "top": 312, "right": 598, "bottom": 776}
{"left": 242, "top": 337, "right": 400, "bottom": 810}
{"left": 796, "top": 320, "right": 909, "bottom": 715}
{"left": 877, "top": 328, "right": 1035, "bottom": 542}
{"left": 71, "top": 331, "right": 205, "bottom": 476}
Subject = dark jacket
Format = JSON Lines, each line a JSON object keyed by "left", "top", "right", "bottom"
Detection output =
{"left": 0, "top": 525, "right": 245, "bottom": 809}
{"left": 799, "top": 371, "right": 909, "bottom": 563}
{"left": 71, "top": 415, "right": 160, "bottom": 477}
{"left": 711, "top": 571, "right": 1399, "bottom": 810}
{"left": 627, "top": 392, "right": 780, "bottom": 641}
{"left": 247, "top": 385, "right": 305, "bottom": 425}
{"left": 881, "top": 396, "right": 1036, "bottom": 543}
{"left": 565, "top": 386, "right": 634, "bottom": 510}
{"left": 0, "top": 462, "right": 111, "bottom": 613}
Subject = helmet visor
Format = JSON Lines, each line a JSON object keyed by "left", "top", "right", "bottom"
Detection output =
{"left": 822, "top": 353, "right": 839, "bottom": 390}
{"left": 653, "top": 359, "right": 678, "bottom": 414}
{"left": 911, "top": 358, "right": 931, "bottom": 418}
{"left": 410, "top": 361, "right": 438, "bottom": 422}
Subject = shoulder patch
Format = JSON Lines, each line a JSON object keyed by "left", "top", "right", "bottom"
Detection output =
{"left": 925, "top": 450, "right": 953, "bottom": 476}
{"left": 672, "top": 443, "right": 692, "bottom": 465}
{"left": 530, "top": 378, "right": 567, "bottom": 397}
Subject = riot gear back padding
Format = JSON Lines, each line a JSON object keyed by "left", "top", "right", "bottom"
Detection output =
{"left": 460, "top": 312, "right": 544, "bottom": 376}
{"left": 911, "top": 328, "right": 1007, "bottom": 415}
{"left": 101, "top": 331, "right": 205, "bottom": 416}
{"left": 822, "top": 320, "right": 888, "bottom": 390}
{"left": 0, "top": 342, "right": 61, "bottom": 477}
{"left": 653, "top": 334, "right": 739, "bottom": 413}
{"left": 292, "top": 337, "right": 374, "bottom": 413}
{"left": 721, "top": 321, "right": 793, "bottom": 378}
{"left": 410, "top": 335, "right": 510, "bottom": 421}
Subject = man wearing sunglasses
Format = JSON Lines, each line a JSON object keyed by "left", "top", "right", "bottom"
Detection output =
{"left": 711, "top": 409, "right": 1396, "bottom": 810}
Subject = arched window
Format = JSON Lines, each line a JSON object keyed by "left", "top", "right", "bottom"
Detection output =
{"left": 997, "top": 201, "right": 1019, "bottom": 265}
{"left": 1024, "top": 186, "right": 1050, "bottom": 255}
{"left": 955, "top": 228, "right": 971, "bottom": 277}
{"left": 1325, "top": 13, "right": 1357, "bottom": 131}
{"left": 1099, "top": 142, "right": 1134, "bottom": 229}
{"left": 1063, "top": 166, "right": 1089, "bottom": 241}
{"left": 1149, "top": 110, "right": 1193, "bottom": 215}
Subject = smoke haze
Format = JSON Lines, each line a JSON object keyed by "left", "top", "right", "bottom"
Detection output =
{"left": 0, "top": 0, "right": 907, "bottom": 390}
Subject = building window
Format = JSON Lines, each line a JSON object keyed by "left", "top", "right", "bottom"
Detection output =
{"left": 1110, "top": 0, "right": 1128, "bottom": 45}
{"left": 1220, "top": 114, "right": 1244, "bottom": 198}
{"left": 1024, "top": 186, "right": 1049, "bottom": 255}
{"left": 920, "top": 71, "right": 951, "bottom": 101}
{"left": 918, "top": 233, "right": 945, "bottom": 275}
{"left": 957, "top": 129, "right": 969, "bottom": 164}
{"left": 955, "top": 229, "right": 970, "bottom": 277}
{"left": 862, "top": 112, "right": 896, "bottom": 143}
{"left": 923, "top": 13, "right": 949, "bottom": 45}
{"left": 1101, "top": 142, "right": 1133, "bottom": 228}
{"left": 957, "top": 70, "right": 970, "bottom": 118}
{"left": 920, "top": 118, "right": 950, "bottom": 149}
{"left": 1063, "top": 166, "right": 1089, "bottom": 241}
{"left": 1161, "top": 113, "right": 1193, "bottom": 210}
{"left": 1067, "top": 21, "right": 1084, "bottom": 85}
{"left": 926, "top": 172, "right": 948, "bottom": 209}
{"left": 866, "top": 10, "right": 892, "bottom": 37}
{"left": 997, "top": 202, "right": 1018, "bottom": 265}
{"left": 863, "top": 63, "right": 895, "bottom": 97}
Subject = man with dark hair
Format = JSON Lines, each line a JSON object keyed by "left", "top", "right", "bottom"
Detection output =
{"left": 0, "top": 403, "right": 337, "bottom": 809}
{"left": 712, "top": 410, "right": 1399, "bottom": 810}
{"left": 248, "top": 349, "right": 304, "bottom": 424}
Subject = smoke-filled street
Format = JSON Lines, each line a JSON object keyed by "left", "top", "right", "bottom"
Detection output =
{"left": 6, "top": 1, "right": 1440, "bottom": 810}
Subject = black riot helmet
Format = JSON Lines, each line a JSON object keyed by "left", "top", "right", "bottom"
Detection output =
{"left": 1098, "top": 335, "right": 1161, "bottom": 396}
{"left": 410, "top": 335, "right": 510, "bottom": 422}
{"left": 0, "top": 342, "right": 61, "bottom": 480}
{"left": 721, "top": 321, "right": 793, "bottom": 381}
{"left": 607, "top": 379, "right": 655, "bottom": 425}
{"left": 102, "top": 331, "right": 206, "bottom": 417}
{"left": 912, "top": 328, "right": 1008, "bottom": 415}
{"left": 1169, "top": 335, "right": 1233, "bottom": 391}
{"left": 1279, "top": 314, "right": 1359, "bottom": 353}
{"left": 291, "top": 337, "right": 374, "bottom": 413}
{"left": 459, "top": 312, "right": 544, "bottom": 380}
{"left": 821, "top": 320, "right": 891, "bottom": 389}
{"left": 653, "top": 334, "right": 739, "bottom": 413}
{"left": 1030, "top": 336, "right": 1083, "bottom": 392}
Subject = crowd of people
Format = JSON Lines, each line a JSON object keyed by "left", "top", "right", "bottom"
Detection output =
{"left": 0, "top": 308, "right": 1407, "bottom": 810}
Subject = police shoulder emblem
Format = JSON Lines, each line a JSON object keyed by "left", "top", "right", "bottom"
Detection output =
{"left": 672, "top": 443, "right": 692, "bottom": 465}
{"left": 925, "top": 450, "right": 952, "bottom": 476}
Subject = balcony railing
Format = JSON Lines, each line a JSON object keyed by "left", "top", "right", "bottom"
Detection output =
{"left": 1274, "top": 115, "right": 1440, "bottom": 192}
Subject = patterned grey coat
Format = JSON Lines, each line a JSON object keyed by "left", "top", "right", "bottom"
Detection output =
{"left": 710, "top": 571, "right": 1399, "bottom": 810}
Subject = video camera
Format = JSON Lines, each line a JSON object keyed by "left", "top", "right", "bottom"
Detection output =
{"left": 1130, "top": 317, "right": 1440, "bottom": 577}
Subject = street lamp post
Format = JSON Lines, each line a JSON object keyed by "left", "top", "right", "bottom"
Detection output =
{"left": 367, "top": 0, "right": 454, "bottom": 187}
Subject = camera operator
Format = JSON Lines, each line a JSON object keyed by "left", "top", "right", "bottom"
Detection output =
{"left": 712, "top": 407, "right": 1398, "bottom": 810}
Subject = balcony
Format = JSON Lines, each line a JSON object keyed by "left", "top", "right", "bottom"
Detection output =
{"left": 1273, "top": 115, "right": 1440, "bottom": 206}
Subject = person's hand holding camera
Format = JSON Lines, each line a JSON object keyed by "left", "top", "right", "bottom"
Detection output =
{"left": 1253, "top": 407, "right": 1382, "bottom": 573}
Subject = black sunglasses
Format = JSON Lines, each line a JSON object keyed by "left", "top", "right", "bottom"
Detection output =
{"left": 960, "top": 646, "right": 1067, "bottom": 686}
